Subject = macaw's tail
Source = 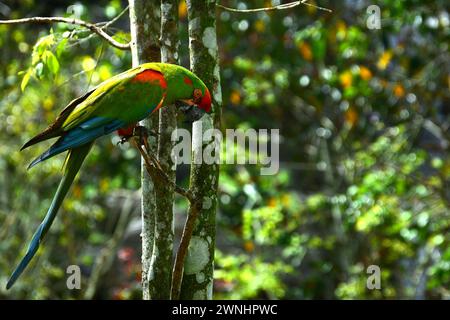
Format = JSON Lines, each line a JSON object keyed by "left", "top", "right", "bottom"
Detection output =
{"left": 6, "top": 143, "right": 93, "bottom": 289}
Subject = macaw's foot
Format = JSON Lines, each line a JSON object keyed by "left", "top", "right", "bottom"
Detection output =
{"left": 117, "top": 136, "right": 133, "bottom": 145}
{"left": 132, "top": 126, "right": 150, "bottom": 152}
{"left": 132, "top": 126, "right": 164, "bottom": 171}
{"left": 117, "top": 124, "right": 135, "bottom": 145}
{"left": 117, "top": 126, "right": 158, "bottom": 148}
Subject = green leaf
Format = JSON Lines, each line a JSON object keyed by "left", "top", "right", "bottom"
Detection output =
{"left": 34, "top": 61, "right": 44, "bottom": 78}
{"left": 20, "top": 70, "right": 31, "bottom": 91}
{"left": 44, "top": 51, "right": 60, "bottom": 75}
{"left": 34, "top": 34, "right": 54, "bottom": 56}
{"left": 56, "top": 38, "right": 68, "bottom": 57}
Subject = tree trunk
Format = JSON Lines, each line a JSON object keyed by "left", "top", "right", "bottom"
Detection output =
{"left": 180, "top": 0, "right": 222, "bottom": 300}
{"left": 147, "top": 0, "right": 179, "bottom": 299}
{"left": 128, "top": 0, "right": 161, "bottom": 300}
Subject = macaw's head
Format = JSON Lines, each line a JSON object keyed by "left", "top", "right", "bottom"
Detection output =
{"left": 158, "top": 63, "right": 212, "bottom": 122}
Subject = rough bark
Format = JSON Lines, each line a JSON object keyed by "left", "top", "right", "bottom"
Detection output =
{"left": 147, "top": 0, "right": 179, "bottom": 299}
{"left": 128, "top": 0, "right": 160, "bottom": 300}
{"left": 181, "top": 0, "right": 222, "bottom": 300}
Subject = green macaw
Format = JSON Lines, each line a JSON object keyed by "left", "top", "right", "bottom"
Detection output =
{"left": 6, "top": 62, "right": 212, "bottom": 289}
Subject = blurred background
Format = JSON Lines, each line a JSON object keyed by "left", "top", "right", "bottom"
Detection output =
{"left": 0, "top": 0, "right": 448, "bottom": 299}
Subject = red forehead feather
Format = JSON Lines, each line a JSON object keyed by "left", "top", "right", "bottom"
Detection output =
{"left": 132, "top": 70, "right": 167, "bottom": 89}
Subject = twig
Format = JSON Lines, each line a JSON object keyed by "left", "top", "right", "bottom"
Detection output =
{"left": 64, "top": 7, "right": 130, "bottom": 48}
{"left": 101, "top": 5, "right": 129, "bottom": 30}
{"left": 0, "top": 16, "right": 130, "bottom": 50}
{"left": 133, "top": 139, "right": 194, "bottom": 202}
{"left": 217, "top": 1, "right": 332, "bottom": 13}
{"left": 171, "top": 200, "right": 202, "bottom": 300}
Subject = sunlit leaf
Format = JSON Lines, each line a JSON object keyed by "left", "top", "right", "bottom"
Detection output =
{"left": 20, "top": 69, "right": 31, "bottom": 91}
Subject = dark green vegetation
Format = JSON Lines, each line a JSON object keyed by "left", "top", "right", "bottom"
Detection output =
{"left": 0, "top": 0, "right": 448, "bottom": 299}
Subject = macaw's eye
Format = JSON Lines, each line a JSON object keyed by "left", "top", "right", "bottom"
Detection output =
{"left": 193, "top": 88, "right": 203, "bottom": 104}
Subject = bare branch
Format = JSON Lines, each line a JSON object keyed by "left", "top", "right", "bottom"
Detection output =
{"left": 171, "top": 200, "right": 202, "bottom": 300}
{"left": 0, "top": 16, "right": 130, "bottom": 50}
{"left": 133, "top": 139, "right": 194, "bottom": 203}
{"left": 65, "top": 7, "right": 131, "bottom": 49}
{"left": 217, "top": 0, "right": 332, "bottom": 13}
{"left": 101, "top": 5, "right": 130, "bottom": 30}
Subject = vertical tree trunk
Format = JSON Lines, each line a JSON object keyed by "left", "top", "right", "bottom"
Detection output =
{"left": 181, "top": 0, "right": 222, "bottom": 300}
{"left": 147, "top": 0, "right": 179, "bottom": 299}
{"left": 128, "top": 0, "right": 160, "bottom": 300}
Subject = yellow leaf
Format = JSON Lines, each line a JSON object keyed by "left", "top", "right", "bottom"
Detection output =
{"left": 243, "top": 241, "right": 254, "bottom": 253}
{"left": 99, "top": 65, "right": 112, "bottom": 81}
{"left": 377, "top": 51, "right": 392, "bottom": 70}
{"left": 359, "top": 66, "right": 372, "bottom": 80}
{"left": 21, "top": 70, "right": 31, "bottom": 91}
{"left": 281, "top": 194, "right": 291, "bottom": 207}
{"left": 336, "top": 20, "right": 347, "bottom": 40}
{"left": 268, "top": 197, "right": 277, "bottom": 208}
{"left": 178, "top": 1, "right": 187, "bottom": 19}
{"left": 254, "top": 20, "right": 265, "bottom": 32}
{"left": 73, "top": 184, "right": 82, "bottom": 199}
{"left": 230, "top": 90, "right": 241, "bottom": 105}
{"left": 298, "top": 42, "right": 313, "bottom": 61}
{"left": 43, "top": 97, "right": 54, "bottom": 111}
{"left": 339, "top": 71, "right": 353, "bottom": 88}
{"left": 345, "top": 107, "right": 358, "bottom": 127}
{"left": 82, "top": 56, "right": 96, "bottom": 71}
{"left": 100, "top": 178, "right": 110, "bottom": 192}
{"left": 393, "top": 84, "right": 405, "bottom": 98}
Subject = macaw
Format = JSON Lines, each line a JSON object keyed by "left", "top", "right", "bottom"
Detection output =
{"left": 6, "top": 62, "right": 212, "bottom": 289}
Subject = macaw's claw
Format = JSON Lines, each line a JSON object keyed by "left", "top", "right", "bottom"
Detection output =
{"left": 117, "top": 136, "right": 130, "bottom": 145}
{"left": 117, "top": 126, "right": 159, "bottom": 146}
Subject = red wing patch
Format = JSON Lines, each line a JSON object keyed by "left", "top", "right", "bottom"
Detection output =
{"left": 132, "top": 69, "right": 167, "bottom": 89}
{"left": 183, "top": 76, "right": 193, "bottom": 86}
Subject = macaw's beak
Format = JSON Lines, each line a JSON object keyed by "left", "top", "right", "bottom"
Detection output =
{"left": 177, "top": 100, "right": 206, "bottom": 122}
{"left": 185, "top": 106, "right": 206, "bottom": 122}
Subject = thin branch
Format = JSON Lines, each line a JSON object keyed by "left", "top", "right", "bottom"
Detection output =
{"left": 101, "top": 5, "right": 130, "bottom": 30}
{"left": 65, "top": 6, "right": 130, "bottom": 50}
{"left": 133, "top": 139, "right": 194, "bottom": 202}
{"left": 217, "top": 0, "right": 332, "bottom": 13}
{"left": 171, "top": 200, "right": 202, "bottom": 300}
{"left": 0, "top": 16, "right": 130, "bottom": 50}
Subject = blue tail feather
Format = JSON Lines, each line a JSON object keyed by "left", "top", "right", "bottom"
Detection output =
{"left": 7, "top": 143, "right": 93, "bottom": 289}
{"left": 6, "top": 224, "right": 45, "bottom": 289}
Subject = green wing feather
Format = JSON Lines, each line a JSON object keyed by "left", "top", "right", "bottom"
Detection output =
{"left": 21, "top": 63, "right": 164, "bottom": 151}
{"left": 62, "top": 63, "right": 163, "bottom": 131}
